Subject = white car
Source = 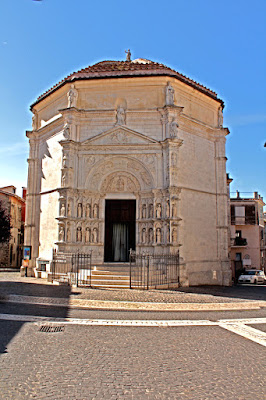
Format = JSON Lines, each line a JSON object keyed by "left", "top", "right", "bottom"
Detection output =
{"left": 238, "top": 270, "right": 266, "bottom": 284}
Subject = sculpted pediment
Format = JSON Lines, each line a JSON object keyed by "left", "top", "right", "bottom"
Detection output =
{"left": 81, "top": 126, "right": 157, "bottom": 146}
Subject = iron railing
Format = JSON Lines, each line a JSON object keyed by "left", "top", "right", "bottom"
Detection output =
{"left": 51, "top": 251, "right": 92, "bottom": 287}
{"left": 129, "top": 250, "right": 179, "bottom": 289}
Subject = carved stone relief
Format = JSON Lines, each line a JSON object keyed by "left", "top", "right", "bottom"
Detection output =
{"left": 101, "top": 173, "right": 140, "bottom": 193}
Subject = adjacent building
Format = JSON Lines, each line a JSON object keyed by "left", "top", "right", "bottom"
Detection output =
{"left": 230, "top": 191, "right": 265, "bottom": 280}
{"left": 24, "top": 55, "right": 231, "bottom": 286}
{"left": 0, "top": 186, "right": 26, "bottom": 268}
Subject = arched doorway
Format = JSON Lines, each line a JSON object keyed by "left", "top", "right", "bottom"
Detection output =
{"left": 104, "top": 199, "right": 136, "bottom": 262}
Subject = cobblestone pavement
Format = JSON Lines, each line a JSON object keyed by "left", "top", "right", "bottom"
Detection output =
{"left": 1, "top": 272, "right": 266, "bottom": 308}
{"left": 0, "top": 320, "right": 265, "bottom": 400}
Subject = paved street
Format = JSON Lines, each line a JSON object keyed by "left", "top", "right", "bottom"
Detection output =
{"left": 0, "top": 272, "right": 265, "bottom": 399}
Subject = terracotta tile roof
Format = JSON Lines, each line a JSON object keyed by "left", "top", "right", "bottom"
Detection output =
{"left": 31, "top": 59, "right": 223, "bottom": 109}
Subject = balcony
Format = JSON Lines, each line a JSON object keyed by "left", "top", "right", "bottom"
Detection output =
{"left": 231, "top": 237, "right": 248, "bottom": 247}
{"left": 231, "top": 216, "right": 256, "bottom": 225}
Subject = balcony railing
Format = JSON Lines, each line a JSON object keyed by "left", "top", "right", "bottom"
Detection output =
{"left": 231, "top": 216, "right": 256, "bottom": 225}
{"left": 231, "top": 237, "right": 248, "bottom": 247}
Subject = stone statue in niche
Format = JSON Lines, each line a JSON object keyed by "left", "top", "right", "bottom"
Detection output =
{"left": 116, "top": 105, "right": 126, "bottom": 125}
{"left": 116, "top": 177, "right": 125, "bottom": 191}
{"left": 172, "top": 201, "right": 177, "bottom": 218}
{"left": 67, "top": 84, "right": 78, "bottom": 108}
{"left": 166, "top": 200, "right": 170, "bottom": 218}
{"left": 166, "top": 82, "right": 175, "bottom": 106}
{"left": 76, "top": 227, "right": 82, "bottom": 242}
{"left": 171, "top": 152, "right": 177, "bottom": 166}
{"left": 156, "top": 203, "right": 162, "bottom": 218}
{"left": 142, "top": 228, "right": 146, "bottom": 244}
{"left": 86, "top": 204, "right": 91, "bottom": 218}
{"left": 172, "top": 228, "right": 177, "bottom": 243}
{"left": 61, "top": 173, "right": 66, "bottom": 187}
{"left": 142, "top": 204, "right": 147, "bottom": 219}
{"left": 60, "top": 203, "right": 66, "bottom": 217}
{"left": 32, "top": 111, "right": 37, "bottom": 130}
{"left": 149, "top": 228, "right": 153, "bottom": 244}
{"left": 62, "top": 155, "right": 67, "bottom": 168}
{"left": 67, "top": 226, "right": 71, "bottom": 242}
{"left": 167, "top": 224, "right": 170, "bottom": 243}
{"left": 148, "top": 204, "right": 153, "bottom": 218}
{"left": 218, "top": 106, "right": 223, "bottom": 128}
{"left": 59, "top": 226, "right": 65, "bottom": 242}
{"left": 170, "top": 118, "right": 179, "bottom": 138}
{"left": 67, "top": 202, "right": 71, "bottom": 216}
{"left": 85, "top": 228, "right": 91, "bottom": 243}
{"left": 77, "top": 203, "right": 83, "bottom": 218}
{"left": 92, "top": 228, "right": 98, "bottom": 243}
{"left": 156, "top": 228, "right": 161, "bottom": 244}
{"left": 93, "top": 204, "right": 98, "bottom": 218}
{"left": 63, "top": 122, "right": 70, "bottom": 139}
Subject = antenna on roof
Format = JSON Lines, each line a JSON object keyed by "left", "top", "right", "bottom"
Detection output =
{"left": 125, "top": 49, "right": 131, "bottom": 62}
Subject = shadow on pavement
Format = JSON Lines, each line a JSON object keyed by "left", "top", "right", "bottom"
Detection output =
{"left": 0, "top": 279, "right": 72, "bottom": 354}
{"left": 175, "top": 285, "right": 266, "bottom": 302}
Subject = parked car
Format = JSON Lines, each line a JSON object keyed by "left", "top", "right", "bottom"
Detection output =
{"left": 238, "top": 270, "right": 266, "bottom": 284}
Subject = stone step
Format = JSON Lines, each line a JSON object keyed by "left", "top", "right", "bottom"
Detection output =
{"left": 91, "top": 274, "right": 130, "bottom": 281}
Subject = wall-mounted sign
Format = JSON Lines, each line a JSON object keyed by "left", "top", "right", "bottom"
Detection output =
{"left": 23, "top": 246, "right": 32, "bottom": 260}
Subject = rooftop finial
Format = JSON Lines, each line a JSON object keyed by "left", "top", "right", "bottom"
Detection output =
{"left": 125, "top": 49, "right": 131, "bottom": 62}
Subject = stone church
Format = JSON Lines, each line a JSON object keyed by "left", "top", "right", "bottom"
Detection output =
{"left": 25, "top": 54, "right": 231, "bottom": 286}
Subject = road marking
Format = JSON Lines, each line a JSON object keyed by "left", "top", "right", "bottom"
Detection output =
{"left": 218, "top": 323, "right": 266, "bottom": 347}
{"left": 0, "top": 314, "right": 266, "bottom": 347}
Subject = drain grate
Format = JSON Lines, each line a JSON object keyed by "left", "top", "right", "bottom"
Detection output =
{"left": 39, "top": 325, "right": 65, "bottom": 333}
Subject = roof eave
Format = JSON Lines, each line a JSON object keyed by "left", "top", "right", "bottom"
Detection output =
{"left": 30, "top": 73, "right": 224, "bottom": 111}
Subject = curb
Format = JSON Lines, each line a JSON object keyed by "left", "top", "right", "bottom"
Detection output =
{"left": 1, "top": 294, "right": 266, "bottom": 312}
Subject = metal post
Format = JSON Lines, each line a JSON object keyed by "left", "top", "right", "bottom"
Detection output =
{"left": 129, "top": 250, "right": 132, "bottom": 289}
{"left": 90, "top": 251, "right": 92, "bottom": 288}
{"left": 76, "top": 253, "right": 79, "bottom": 287}
{"left": 147, "top": 255, "right": 149, "bottom": 290}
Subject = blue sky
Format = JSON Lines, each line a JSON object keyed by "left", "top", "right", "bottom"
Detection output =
{"left": 0, "top": 0, "right": 265, "bottom": 200}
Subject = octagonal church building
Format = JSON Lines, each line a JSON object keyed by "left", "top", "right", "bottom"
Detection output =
{"left": 25, "top": 54, "right": 231, "bottom": 286}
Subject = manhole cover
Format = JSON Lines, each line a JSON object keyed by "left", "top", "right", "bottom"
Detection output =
{"left": 39, "top": 325, "right": 65, "bottom": 333}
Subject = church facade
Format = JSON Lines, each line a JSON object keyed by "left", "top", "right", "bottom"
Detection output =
{"left": 25, "top": 57, "right": 231, "bottom": 286}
